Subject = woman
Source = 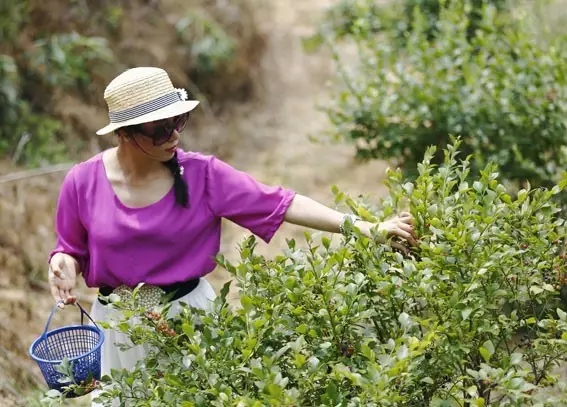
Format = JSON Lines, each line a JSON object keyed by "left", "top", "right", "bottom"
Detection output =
{"left": 47, "top": 67, "right": 416, "bottom": 400}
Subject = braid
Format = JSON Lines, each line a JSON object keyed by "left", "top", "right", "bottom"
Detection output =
{"left": 163, "top": 151, "right": 189, "bottom": 208}
{"left": 115, "top": 127, "right": 189, "bottom": 207}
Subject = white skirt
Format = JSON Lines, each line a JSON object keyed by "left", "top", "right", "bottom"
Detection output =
{"left": 89, "top": 278, "right": 217, "bottom": 407}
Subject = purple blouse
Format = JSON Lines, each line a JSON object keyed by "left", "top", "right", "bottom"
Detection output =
{"left": 49, "top": 149, "right": 296, "bottom": 288}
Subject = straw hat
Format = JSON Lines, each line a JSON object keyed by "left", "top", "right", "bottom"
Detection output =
{"left": 96, "top": 67, "right": 200, "bottom": 135}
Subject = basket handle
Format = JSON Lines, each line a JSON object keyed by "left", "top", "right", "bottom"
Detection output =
{"left": 77, "top": 301, "right": 100, "bottom": 328}
{"left": 42, "top": 300, "right": 100, "bottom": 339}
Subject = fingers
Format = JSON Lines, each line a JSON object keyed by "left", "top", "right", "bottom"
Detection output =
{"left": 397, "top": 212, "right": 414, "bottom": 225}
{"left": 50, "top": 283, "right": 62, "bottom": 304}
{"left": 399, "top": 220, "right": 418, "bottom": 239}
{"left": 49, "top": 259, "right": 77, "bottom": 307}
{"left": 57, "top": 286, "right": 69, "bottom": 308}
{"left": 394, "top": 228, "right": 418, "bottom": 247}
{"left": 50, "top": 255, "right": 72, "bottom": 279}
{"left": 391, "top": 241, "right": 410, "bottom": 254}
{"left": 64, "top": 289, "right": 77, "bottom": 305}
{"left": 49, "top": 263, "right": 63, "bottom": 280}
{"left": 393, "top": 219, "right": 417, "bottom": 245}
{"left": 64, "top": 296, "right": 77, "bottom": 306}
{"left": 377, "top": 213, "right": 419, "bottom": 247}
{"left": 54, "top": 288, "right": 77, "bottom": 308}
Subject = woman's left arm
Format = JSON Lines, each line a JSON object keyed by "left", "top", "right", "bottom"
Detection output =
{"left": 283, "top": 194, "right": 418, "bottom": 247}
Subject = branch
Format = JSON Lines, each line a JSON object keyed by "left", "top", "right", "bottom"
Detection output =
{"left": 0, "top": 163, "right": 74, "bottom": 184}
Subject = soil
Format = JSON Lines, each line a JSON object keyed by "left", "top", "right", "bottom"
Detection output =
{"left": 0, "top": 0, "right": 390, "bottom": 404}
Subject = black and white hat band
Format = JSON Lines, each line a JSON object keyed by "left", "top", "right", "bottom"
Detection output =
{"left": 108, "top": 89, "right": 188, "bottom": 123}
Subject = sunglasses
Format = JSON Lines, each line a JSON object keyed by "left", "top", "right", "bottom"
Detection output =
{"left": 135, "top": 114, "right": 189, "bottom": 146}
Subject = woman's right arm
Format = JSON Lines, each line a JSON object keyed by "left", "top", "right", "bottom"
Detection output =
{"left": 48, "top": 166, "right": 88, "bottom": 305}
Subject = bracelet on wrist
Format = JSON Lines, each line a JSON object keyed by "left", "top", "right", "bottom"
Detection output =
{"left": 339, "top": 214, "right": 361, "bottom": 235}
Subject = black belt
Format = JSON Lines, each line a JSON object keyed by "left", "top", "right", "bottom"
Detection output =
{"left": 97, "top": 278, "right": 201, "bottom": 305}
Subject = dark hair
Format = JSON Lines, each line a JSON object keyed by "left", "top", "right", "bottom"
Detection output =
{"left": 163, "top": 151, "right": 190, "bottom": 208}
{"left": 116, "top": 126, "right": 190, "bottom": 208}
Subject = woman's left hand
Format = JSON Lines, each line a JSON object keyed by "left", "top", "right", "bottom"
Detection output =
{"left": 358, "top": 212, "right": 418, "bottom": 249}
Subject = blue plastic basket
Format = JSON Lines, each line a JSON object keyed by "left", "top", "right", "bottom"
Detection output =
{"left": 29, "top": 300, "right": 104, "bottom": 396}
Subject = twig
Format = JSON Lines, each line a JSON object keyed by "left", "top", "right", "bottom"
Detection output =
{"left": 0, "top": 163, "right": 74, "bottom": 184}
{"left": 12, "top": 132, "right": 31, "bottom": 164}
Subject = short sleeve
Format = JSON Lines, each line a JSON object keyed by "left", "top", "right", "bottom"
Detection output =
{"left": 206, "top": 156, "right": 296, "bottom": 243}
{"left": 49, "top": 166, "right": 89, "bottom": 272}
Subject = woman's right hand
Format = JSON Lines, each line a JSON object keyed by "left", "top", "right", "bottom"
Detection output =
{"left": 48, "top": 253, "right": 79, "bottom": 307}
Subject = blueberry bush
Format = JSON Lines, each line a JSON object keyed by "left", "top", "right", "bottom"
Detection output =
{"left": 304, "top": 0, "right": 509, "bottom": 51}
{"left": 315, "top": 0, "right": 567, "bottom": 202}
{"left": 42, "top": 140, "right": 567, "bottom": 406}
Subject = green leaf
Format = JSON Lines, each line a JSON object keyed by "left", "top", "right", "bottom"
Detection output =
{"left": 45, "top": 389, "right": 61, "bottom": 398}
{"left": 526, "top": 317, "right": 537, "bottom": 325}
{"left": 294, "top": 353, "right": 306, "bottom": 368}
{"left": 322, "top": 236, "right": 332, "bottom": 250}
{"left": 479, "top": 340, "right": 495, "bottom": 363}
{"left": 220, "top": 280, "right": 231, "bottom": 300}
{"left": 240, "top": 295, "right": 254, "bottom": 312}
{"left": 182, "top": 323, "right": 194, "bottom": 336}
{"left": 479, "top": 347, "right": 491, "bottom": 363}
{"left": 301, "top": 33, "right": 325, "bottom": 53}
{"left": 475, "top": 398, "right": 486, "bottom": 407}
{"left": 510, "top": 353, "right": 523, "bottom": 365}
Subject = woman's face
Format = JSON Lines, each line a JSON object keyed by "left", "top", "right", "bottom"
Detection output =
{"left": 127, "top": 114, "right": 188, "bottom": 160}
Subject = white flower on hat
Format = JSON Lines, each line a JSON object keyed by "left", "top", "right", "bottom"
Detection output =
{"left": 176, "top": 88, "right": 189, "bottom": 101}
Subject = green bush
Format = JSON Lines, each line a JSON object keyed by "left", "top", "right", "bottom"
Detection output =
{"left": 400, "top": 0, "right": 509, "bottom": 42}
{"left": 304, "top": 0, "right": 508, "bottom": 51}
{"left": 302, "top": 0, "right": 388, "bottom": 50}
{"left": 0, "top": 0, "right": 27, "bottom": 45}
{"left": 175, "top": 10, "right": 236, "bottom": 74}
{"left": 0, "top": 55, "right": 64, "bottom": 166}
{"left": 43, "top": 141, "right": 567, "bottom": 406}
{"left": 26, "top": 32, "right": 113, "bottom": 91}
{"left": 322, "top": 1, "right": 567, "bottom": 196}
{"left": 0, "top": 1, "right": 113, "bottom": 166}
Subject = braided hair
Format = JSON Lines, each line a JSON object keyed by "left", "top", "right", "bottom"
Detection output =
{"left": 117, "top": 127, "right": 190, "bottom": 208}
{"left": 162, "top": 151, "right": 189, "bottom": 208}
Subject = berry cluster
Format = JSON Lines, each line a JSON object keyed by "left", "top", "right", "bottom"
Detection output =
{"left": 78, "top": 378, "right": 100, "bottom": 394}
{"left": 146, "top": 310, "right": 162, "bottom": 321}
{"left": 156, "top": 320, "right": 176, "bottom": 337}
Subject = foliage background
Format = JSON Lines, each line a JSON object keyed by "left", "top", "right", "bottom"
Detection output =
{"left": 307, "top": 0, "right": 567, "bottom": 202}
{"left": 0, "top": 0, "right": 268, "bottom": 166}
